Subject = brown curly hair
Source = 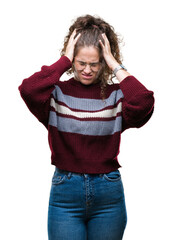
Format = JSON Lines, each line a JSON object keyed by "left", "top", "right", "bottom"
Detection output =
{"left": 61, "top": 14, "right": 123, "bottom": 99}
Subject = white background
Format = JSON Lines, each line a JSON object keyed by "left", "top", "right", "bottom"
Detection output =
{"left": 1, "top": 0, "right": 173, "bottom": 239}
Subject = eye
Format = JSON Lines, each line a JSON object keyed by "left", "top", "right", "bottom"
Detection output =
{"left": 90, "top": 63, "right": 97, "bottom": 67}
{"left": 90, "top": 62, "right": 100, "bottom": 68}
{"left": 79, "top": 61, "right": 86, "bottom": 66}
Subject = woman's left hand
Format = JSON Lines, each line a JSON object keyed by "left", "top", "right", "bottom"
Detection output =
{"left": 99, "top": 33, "right": 130, "bottom": 82}
{"left": 99, "top": 33, "right": 119, "bottom": 71}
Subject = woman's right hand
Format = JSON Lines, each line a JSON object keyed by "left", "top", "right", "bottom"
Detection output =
{"left": 65, "top": 29, "right": 81, "bottom": 62}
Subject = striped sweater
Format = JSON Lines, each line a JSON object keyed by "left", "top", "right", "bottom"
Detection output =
{"left": 18, "top": 56, "right": 154, "bottom": 174}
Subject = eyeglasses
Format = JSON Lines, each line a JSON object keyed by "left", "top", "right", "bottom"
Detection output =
{"left": 75, "top": 60, "right": 101, "bottom": 72}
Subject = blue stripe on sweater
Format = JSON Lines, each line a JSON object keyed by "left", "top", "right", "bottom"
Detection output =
{"left": 52, "top": 86, "right": 124, "bottom": 111}
{"left": 48, "top": 111, "right": 122, "bottom": 136}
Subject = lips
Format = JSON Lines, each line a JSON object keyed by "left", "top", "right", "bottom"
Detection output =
{"left": 82, "top": 74, "right": 93, "bottom": 79}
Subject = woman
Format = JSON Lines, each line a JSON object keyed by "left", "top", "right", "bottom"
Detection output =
{"left": 19, "top": 15, "right": 154, "bottom": 240}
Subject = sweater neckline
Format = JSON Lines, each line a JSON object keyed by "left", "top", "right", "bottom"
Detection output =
{"left": 68, "top": 77, "right": 101, "bottom": 89}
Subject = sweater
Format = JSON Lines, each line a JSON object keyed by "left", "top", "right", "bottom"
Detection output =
{"left": 18, "top": 56, "right": 154, "bottom": 174}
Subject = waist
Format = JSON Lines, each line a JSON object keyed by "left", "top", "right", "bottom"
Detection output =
{"left": 55, "top": 167, "right": 120, "bottom": 179}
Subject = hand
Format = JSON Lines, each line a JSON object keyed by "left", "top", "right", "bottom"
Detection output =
{"left": 99, "top": 33, "right": 119, "bottom": 71}
{"left": 99, "top": 33, "right": 130, "bottom": 82}
{"left": 65, "top": 29, "right": 81, "bottom": 62}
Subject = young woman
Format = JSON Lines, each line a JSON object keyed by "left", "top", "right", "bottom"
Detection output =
{"left": 19, "top": 15, "right": 154, "bottom": 240}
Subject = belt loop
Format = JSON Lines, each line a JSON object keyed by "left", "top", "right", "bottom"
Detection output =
{"left": 67, "top": 172, "right": 72, "bottom": 179}
{"left": 84, "top": 174, "right": 88, "bottom": 179}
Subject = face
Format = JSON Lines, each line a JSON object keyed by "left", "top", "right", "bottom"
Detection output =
{"left": 73, "top": 46, "right": 101, "bottom": 85}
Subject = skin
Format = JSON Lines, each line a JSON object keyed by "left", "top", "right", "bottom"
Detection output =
{"left": 65, "top": 29, "right": 130, "bottom": 84}
{"left": 73, "top": 46, "right": 101, "bottom": 85}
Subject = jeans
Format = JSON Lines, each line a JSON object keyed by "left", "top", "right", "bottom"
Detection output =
{"left": 48, "top": 168, "right": 127, "bottom": 240}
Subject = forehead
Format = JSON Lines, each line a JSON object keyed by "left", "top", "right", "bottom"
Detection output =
{"left": 75, "top": 46, "right": 100, "bottom": 62}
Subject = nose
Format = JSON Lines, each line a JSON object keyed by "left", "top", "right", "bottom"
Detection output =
{"left": 83, "top": 64, "right": 92, "bottom": 73}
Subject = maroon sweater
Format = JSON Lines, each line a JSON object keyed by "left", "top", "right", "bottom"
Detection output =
{"left": 18, "top": 56, "right": 154, "bottom": 173}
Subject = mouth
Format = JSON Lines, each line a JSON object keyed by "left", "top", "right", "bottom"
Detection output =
{"left": 82, "top": 74, "right": 93, "bottom": 80}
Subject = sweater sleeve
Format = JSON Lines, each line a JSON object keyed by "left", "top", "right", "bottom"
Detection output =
{"left": 18, "top": 56, "right": 72, "bottom": 128}
{"left": 119, "top": 76, "right": 154, "bottom": 132}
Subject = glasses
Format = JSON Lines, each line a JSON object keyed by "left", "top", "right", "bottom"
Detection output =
{"left": 75, "top": 60, "right": 101, "bottom": 72}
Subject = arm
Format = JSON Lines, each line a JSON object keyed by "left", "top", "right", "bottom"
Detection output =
{"left": 19, "top": 30, "right": 80, "bottom": 128}
{"left": 99, "top": 33, "right": 154, "bottom": 130}
{"left": 18, "top": 56, "right": 72, "bottom": 127}
{"left": 120, "top": 76, "right": 154, "bottom": 131}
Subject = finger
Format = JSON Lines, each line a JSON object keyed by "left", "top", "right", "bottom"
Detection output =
{"left": 71, "top": 28, "right": 76, "bottom": 36}
{"left": 102, "top": 33, "right": 110, "bottom": 47}
{"left": 74, "top": 32, "right": 81, "bottom": 43}
{"left": 68, "top": 29, "right": 77, "bottom": 43}
{"left": 72, "top": 29, "right": 77, "bottom": 37}
{"left": 99, "top": 39, "right": 104, "bottom": 49}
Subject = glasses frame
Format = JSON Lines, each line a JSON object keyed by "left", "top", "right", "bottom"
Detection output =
{"left": 74, "top": 59, "right": 101, "bottom": 72}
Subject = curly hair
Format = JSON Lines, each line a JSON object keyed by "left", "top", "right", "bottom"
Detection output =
{"left": 61, "top": 14, "right": 123, "bottom": 100}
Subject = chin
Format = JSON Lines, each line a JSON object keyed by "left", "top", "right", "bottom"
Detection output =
{"left": 80, "top": 78, "right": 96, "bottom": 85}
{"left": 81, "top": 79, "right": 93, "bottom": 85}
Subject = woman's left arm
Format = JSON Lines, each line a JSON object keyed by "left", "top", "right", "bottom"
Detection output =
{"left": 100, "top": 33, "right": 155, "bottom": 131}
{"left": 119, "top": 76, "right": 154, "bottom": 131}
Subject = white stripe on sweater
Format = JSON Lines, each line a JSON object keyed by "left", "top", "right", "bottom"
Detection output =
{"left": 50, "top": 98, "right": 122, "bottom": 119}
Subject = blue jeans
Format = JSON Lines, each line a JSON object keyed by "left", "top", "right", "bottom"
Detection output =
{"left": 48, "top": 168, "right": 127, "bottom": 240}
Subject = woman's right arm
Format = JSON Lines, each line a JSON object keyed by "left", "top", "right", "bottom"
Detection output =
{"left": 18, "top": 56, "right": 72, "bottom": 128}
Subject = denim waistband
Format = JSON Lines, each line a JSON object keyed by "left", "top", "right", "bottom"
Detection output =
{"left": 55, "top": 167, "right": 105, "bottom": 179}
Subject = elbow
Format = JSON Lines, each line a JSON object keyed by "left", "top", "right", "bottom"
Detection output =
{"left": 18, "top": 79, "right": 31, "bottom": 100}
{"left": 145, "top": 91, "right": 155, "bottom": 115}
{"left": 122, "top": 91, "right": 155, "bottom": 130}
{"left": 135, "top": 92, "right": 155, "bottom": 128}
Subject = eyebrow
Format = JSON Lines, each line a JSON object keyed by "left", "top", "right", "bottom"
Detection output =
{"left": 76, "top": 60, "right": 100, "bottom": 64}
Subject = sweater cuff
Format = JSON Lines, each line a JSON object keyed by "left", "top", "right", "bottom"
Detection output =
{"left": 119, "top": 75, "right": 149, "bottom": 100}
{"left": 48, "top": 56, "right": 72, "bottom": 76}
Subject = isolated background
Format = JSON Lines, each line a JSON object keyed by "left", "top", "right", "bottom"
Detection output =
{"left": 1, "top": 0, "right": 173, "bottom": 239}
